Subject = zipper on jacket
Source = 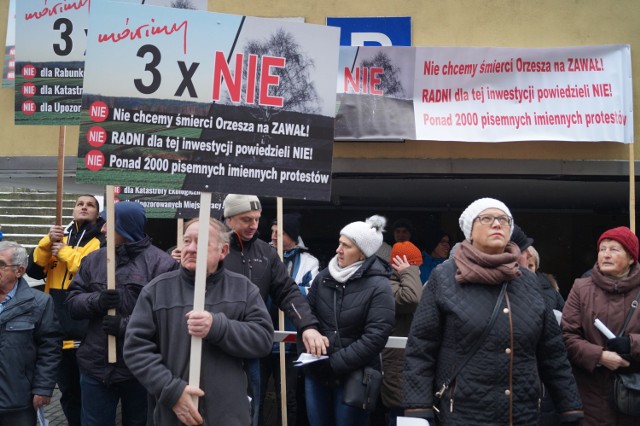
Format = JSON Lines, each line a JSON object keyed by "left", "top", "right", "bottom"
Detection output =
{"left": 448, "top": 381, "right": 456, "bottom": 412}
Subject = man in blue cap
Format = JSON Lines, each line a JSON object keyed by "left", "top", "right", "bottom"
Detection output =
{"left": 65, "top": 201, "right": 178, "bottom": 426}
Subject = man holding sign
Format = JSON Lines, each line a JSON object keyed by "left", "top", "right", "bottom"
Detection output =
{"left": 222, "top": 194, "right": 328, "bottom": 425}
{"left": 124, "top": 217, "right": 274, "bottom": 425}
{"left": 65, "top": 202, "right": 178, "bottom": 426}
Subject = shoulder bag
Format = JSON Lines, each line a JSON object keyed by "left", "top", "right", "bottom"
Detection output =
{"left": 611, "top": 288, "right": 640, "bottom": 417}
{"left": 333, "top": 291, "right": 383, "bottom": 411}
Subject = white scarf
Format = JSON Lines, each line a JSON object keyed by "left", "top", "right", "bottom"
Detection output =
{"left": 328, "top": 255, "right": 364, "bottom": 283}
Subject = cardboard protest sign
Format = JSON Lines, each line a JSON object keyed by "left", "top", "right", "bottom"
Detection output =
{"left": 76, "top": 1, "right": 340, "bottom": 201}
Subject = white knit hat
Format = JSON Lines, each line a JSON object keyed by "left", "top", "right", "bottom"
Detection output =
{"left": 223, "top": 194, "right": 262, "bottom": 218}
{"left": 340, "top": 215, "right": 386, "bottom": 258}
{"left": 458, "top": 198, "right": 514, "bottom": 241}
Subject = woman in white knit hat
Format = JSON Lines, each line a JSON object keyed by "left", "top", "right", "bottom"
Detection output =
{"left": 303, "top": 215, "right": 395, "bottom": 426}
{"left": 403, "top": 198, "right": 584, "bottom": 426}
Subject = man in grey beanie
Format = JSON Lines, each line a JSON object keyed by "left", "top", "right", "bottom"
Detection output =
{"left": 222, "top": 194, "right": 326, "bottom": 426}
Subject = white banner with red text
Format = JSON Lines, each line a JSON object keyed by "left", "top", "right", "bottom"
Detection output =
{"left": 336, "top": 45, "right": 633, "bottom": 143}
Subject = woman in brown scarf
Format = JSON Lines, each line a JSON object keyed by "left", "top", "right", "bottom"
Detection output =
{"left": 403, "top": 198, "right": 583, "bottom": 426}
{"left": 562, "top": 226, "right": 640, "bottom": 425}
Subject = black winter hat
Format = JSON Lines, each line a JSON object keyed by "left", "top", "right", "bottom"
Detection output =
{"left": 272, "top": 213, "right": 302, "bottom": 242}
{"left": 510, "top": 224, "right": 534, "bottom": 252}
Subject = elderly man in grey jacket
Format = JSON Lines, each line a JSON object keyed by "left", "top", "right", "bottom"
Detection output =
{"left": 124, "top": 217, "right": 273, "bottom": 426}
{"left": 0, "top": 241, "right": 62, "bottom": 425}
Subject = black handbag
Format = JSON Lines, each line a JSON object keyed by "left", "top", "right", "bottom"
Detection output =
{"left": 342, "top": 365, "right": 383, "bottom": 411}
{"left": 333, "top": 291, "right": 383, "bottom": 411}
{"left": 611, "top": 288, "right": 640, "bottom": 416}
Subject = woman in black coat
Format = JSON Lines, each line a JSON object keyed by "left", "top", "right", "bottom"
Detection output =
{"left": 403, "top": 198, "right": 583, "bottom": 425}
{"left": 304, "top": 215, "right": 395, "bottom": 426}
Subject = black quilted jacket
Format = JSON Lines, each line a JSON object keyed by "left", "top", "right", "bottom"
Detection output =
{"left": 305, "top": 255, "right": 395, "bottom": 383}
{"left": 403, "top": 259, "right": 582, "bottom": 425}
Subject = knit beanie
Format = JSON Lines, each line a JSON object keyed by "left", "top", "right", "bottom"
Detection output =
{"left": 391, "top": 241, "right": 423, "bottom": 266}
{"left": 424, "top": 228, "right": 448, "bottom": 254}
{"left": 392, "top": 218, "right": 414, "bottom": 234}
{"left": 340, "top": 215, "right": 386, "bottom": 258}
{"left": 510, "top": 224, "right": 534, "bottom": 252}
{"left": 459, "top": 197, "right": 514, "bottom": 241}
{"left": 597, "top": 226, "right": 639, "bottom": 262}
{"left": 100, "top": 201, "right": 146, "bottom": 242}
{"left": 223, "top": 194, "right": 262, "bottom": 218}
{"left": 272, "top": 212, "right": 302, "bottom": 242}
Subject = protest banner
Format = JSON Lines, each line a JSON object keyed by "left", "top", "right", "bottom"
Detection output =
{"left": 112, "top": 185, "right": 224, "bottom": 219}
{"left": 76, "top": 2, "right": 339, "bottom": 202}
{"left": 2, "top": 0, "right": 15, "bottom": 88}
{"left": 335, "top": 45, "right": 633, "bottom": 143}
{"left": 13, "top": 0, "right": 207, "bottom": 125}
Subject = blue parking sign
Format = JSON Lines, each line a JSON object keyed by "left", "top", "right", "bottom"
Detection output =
{"left": 326, "top": 16, "right": 411, "bottom": 46}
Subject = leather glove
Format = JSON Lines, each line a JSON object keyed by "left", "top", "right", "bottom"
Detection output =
{"left": 607, "top": 336, "right": 631, "bottom": 355}
{"left": 102, "top": 314, "right": 122, "bottom": 336}
{"left": 97, "top": 289, "right": 120, "bottom": 312}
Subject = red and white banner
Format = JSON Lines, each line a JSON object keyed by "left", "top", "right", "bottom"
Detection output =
{"left": 336, "top": 45, "right": 633, "bottom": 143}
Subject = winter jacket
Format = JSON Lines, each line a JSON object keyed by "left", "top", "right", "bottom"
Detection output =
{"left": 124, "top": 265, "right": 273, "bottom": 426}
{"left": 381, "top": 264, "right": 423, "bottom": 409}
{"left": 0, "top": 278, "right": 62, "bottom": 413}
{"left": 537, "top": 272, "right": 565, "bottom": 311}
{"left": 65, "top": 236, "right": 178, "bottom": 384}
{"left": 269, "top": 240, "right": 320, "bottom": 353}
{"left": 33, "top": 218, "right": 105, "bottom": 349}
{"left": 562, "top": 263, "right": 640, "bottom": 426}
{"left": 224, "top": 232, "right": 318, "bottom": 333}
{"left": 305, "top": 255, "right": 395, "bottom": 384}
{"left": 404, "top": 259, "right": 583, "bottom": 425}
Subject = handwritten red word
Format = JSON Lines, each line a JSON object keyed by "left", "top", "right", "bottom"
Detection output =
{"left": 25, "top": 0, "right": 90, "bottom": 21}
{"left": 212, "top": 52, "right": 285, "bottom": 108}
{"left": 98, "top": 18, "right": 189, "bottom": 54}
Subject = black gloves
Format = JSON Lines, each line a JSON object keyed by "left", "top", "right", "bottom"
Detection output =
{"left": 97, "top": 289, "right": 120, "bottom": 312}
{"left": 608, "top": 336, "right": 631, "bottom": 355}
{"left": 102, "top": 314, "right": 122, "bottom": 336}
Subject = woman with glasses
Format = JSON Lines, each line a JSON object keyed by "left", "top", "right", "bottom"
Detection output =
{"left": 562, "top": 226, "right": 640, "bottom": 425}
{"left": 403, "top": 198, "right": 583, "bottom": 425}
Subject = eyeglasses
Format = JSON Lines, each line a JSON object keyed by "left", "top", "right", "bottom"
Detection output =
{"left": 0, "top": 263, "right": 18, "bottom": 270}
{"left": 475, "top": 214, "right": 512, "bottom": 227}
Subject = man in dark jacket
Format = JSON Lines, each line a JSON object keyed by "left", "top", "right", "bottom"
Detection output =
{"left": 124, "top": 217, "right": 274, "bottom": 425}
{"left": 0, "top": 241, "right": 62, "bottom": 425}
{"left": 65, "top": 202, "right": 178, "bottom": 426}
{"left": 222, "top": 194, "right": 327, "bottom": 426}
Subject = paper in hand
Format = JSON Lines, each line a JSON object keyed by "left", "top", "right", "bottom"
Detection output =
{"left": 293, "top": 352, "right": 329, "bottom": 367}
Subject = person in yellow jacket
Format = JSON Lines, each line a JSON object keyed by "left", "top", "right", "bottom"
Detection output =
{"left": 32, "top": 194, "right": 104, "bottom": 426}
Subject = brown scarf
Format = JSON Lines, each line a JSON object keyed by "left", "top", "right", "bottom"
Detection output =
{"left": 453, "top": 240, "right": 522, "bottom": 285}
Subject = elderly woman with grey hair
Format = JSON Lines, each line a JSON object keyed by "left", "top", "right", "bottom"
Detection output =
{"left": 403, "top": 198, "right": 583, "bottom": 425}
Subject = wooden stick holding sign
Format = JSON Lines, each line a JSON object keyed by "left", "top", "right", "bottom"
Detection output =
{"left": 629, "top": 144, "right": 636, "bottom": 233}
{"left": 105, "top": 185, "right": 117, "bottom": 363}
{"left": 275, "top": 197, "right": 288, "bottom": 426}
{"left": 188, "top": 191, "right": 213, "bottom": 408}
{"left": 55, "top": 126, "right": 66, "bottom": 226}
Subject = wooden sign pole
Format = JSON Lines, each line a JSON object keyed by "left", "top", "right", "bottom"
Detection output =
{"left": 188, "top": 192, "right": 212, "bottom": 408}
{"left": 630, "top": 144, "right": 636, "bottom": 233}
{"left": 55, "top": 126, "right": 66, "bottom": 226}
{"left": 276, "top": 197, "right": 288, "bottom": 426}
{"left": 105, "top": 185, "right": 117, "bottom": 363}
